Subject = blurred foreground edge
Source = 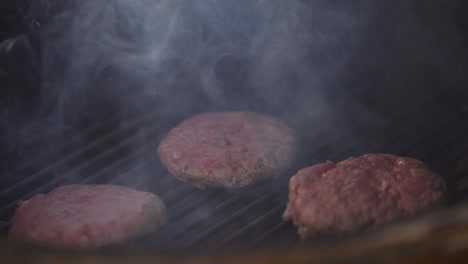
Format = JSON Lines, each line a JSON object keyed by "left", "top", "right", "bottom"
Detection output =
{"left": 3, "top": 199, "right": 468, "bottom": 264}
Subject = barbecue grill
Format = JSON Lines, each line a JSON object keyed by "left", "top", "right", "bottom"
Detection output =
{"left": 3, "top": 1, "right": 468, "bottom": 263}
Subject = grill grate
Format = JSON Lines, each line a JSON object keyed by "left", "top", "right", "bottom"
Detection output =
{"left": 1, "top": 96, "right": 468, "bottom": 251}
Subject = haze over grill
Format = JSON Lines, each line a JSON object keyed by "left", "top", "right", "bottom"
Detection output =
{"left": 0, "top": 0, "right": 468, "bottom": 250}
{"left": 35, "top": 0, "right": 355, "bottom": 120}
{"left": 5, "top": 0, "right": 361, "bottom": 173}
{"left": 16, "top": 1, "right": 465, "bottom": 140}
{"left": 2, "top": 1, "right": 468, "bottom": 193}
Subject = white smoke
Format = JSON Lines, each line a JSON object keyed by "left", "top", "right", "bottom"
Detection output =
{"left": 8, "top": 0, "right": 467, "bottom": 171}
{"left": 35, "top": 0, "right": 366, "bottom": 124}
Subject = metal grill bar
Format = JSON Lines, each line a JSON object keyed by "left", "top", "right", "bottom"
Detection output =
{"left": 1, "top": 94, "right": 468, "bottom": 251}
{"left": 157, "top": 195, "right": 238, "bottom": 240}
{"left": 250, "top": 222, "right": 290, "bottom": 245}
{"left": 0, "top": 121, "right": 107, "bottom": 173}
{"left": 0, "top": 152, "right": 155, "bottom": 230}
{"left": 176, "top": 191, "right": 278, "bottom": 248}
{"left": 216, "top": 203, "right": 286, "bottom": 247}
{"left": 235, "top": 103, "right": 467, "bottom": 247}
{"left": 138, "top": 96, "right": 445, "bottom": 249}
{"left": 1, "top": 112, "right": 157, "bottom": 186}
{"left": 0, "top": 122, "right": 166, "bottom": 219}
{"left": 0, "top": 113, "right": 162, "bottom": 197}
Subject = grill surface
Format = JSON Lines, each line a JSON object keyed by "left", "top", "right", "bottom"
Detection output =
{"left": 1, "top": 92, "right": 468, "bottom": 253}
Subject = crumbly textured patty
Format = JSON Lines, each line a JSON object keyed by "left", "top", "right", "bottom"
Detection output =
{"left": 157, "top": 111, "right": 297, "bottom": 188}
{"left": 283, "top": 154, "right": 446, "bottom": 239}
{"left": 9, "top": 184, "right": 166, "bottom": 249}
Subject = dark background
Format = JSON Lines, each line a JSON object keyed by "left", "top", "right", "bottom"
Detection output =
{"left": 1, "top": 0, "right": 468, "bottom": 173}
{"left": 0, "top": 1, "right": 27, "bottom": 41}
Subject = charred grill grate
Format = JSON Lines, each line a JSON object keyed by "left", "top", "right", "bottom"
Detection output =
{"left": 1, "top": 94, "right": 468, "bottom": 251}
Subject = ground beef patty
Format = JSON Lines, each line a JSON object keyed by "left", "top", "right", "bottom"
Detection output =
{"left": 283, "top": 153, "right": 446, "bottom": 239}
{"left": 9, "top": 184, "right": 166, "bottom": 249}
{"left": 157, "top": 111, "right": 297, "bottom": 188}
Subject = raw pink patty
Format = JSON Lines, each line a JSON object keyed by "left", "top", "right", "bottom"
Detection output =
{"left": 283, "top": 153, "right": 446, "bottom": 239}
{"left": 158, "top": 111, "right": 297, "bottom": 188}
{"left": 9, "top": 184, "right": 166, "bottom": 249}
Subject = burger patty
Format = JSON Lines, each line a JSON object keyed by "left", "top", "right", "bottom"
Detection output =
{"left": 157, "top": 111, "right": 297, "bottom": 188}
{"left": 9, "top": 184, "right": 166, "bottom": 249}
{"left": 283, "top": 153, "right": 446, "bottom": 239}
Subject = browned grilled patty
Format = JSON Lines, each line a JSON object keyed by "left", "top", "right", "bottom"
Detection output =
{"left": 283, "top": 153, "right": 446, "bottom": 239}
{"left": 157, "top": 111, "right": 297, "bottom": 189}
{"left": 9, "top": 184, "right": 166, "bottom": 249}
